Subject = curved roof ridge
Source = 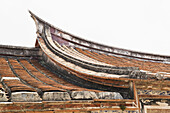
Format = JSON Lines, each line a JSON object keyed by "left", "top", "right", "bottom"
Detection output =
{"left": 29, "top": 10, "right": 170, "bottom": 62}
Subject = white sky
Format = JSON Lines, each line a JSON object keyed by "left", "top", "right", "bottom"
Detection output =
{"left": 0, "top": 0, "right": 170, "bottom": 55}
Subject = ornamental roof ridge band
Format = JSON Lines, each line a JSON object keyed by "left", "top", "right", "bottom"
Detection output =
{"left": 29, "top": 11, "right": 170, "bottom": 79}
{"left": 29, "top": 10, "right": 170, "bottom": 62}
{"left": 0, "top": 44, "right": 39, "bottom": 50}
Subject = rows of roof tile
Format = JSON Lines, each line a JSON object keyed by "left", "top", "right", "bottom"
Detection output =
{"left": 0, "top": 56, "right": 128, "bottom": 102}
{"left": 76, "top": 48, "right": 170, "bottom": 74}
{"left": 0, "top": 11, "right": 170, "bottom": 112}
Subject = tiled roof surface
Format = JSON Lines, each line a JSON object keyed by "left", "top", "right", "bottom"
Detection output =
{"left": 0, "top": 11, "right": 169, "bottom": 112}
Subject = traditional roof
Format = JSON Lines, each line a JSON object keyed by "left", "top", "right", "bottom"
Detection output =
{"left": 0, "top": 11, "right": 169, "bottom": 113}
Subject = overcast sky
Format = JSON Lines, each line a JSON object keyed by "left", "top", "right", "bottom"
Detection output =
{"left": 0, "top": 0, "right": 170, "bottom": 55}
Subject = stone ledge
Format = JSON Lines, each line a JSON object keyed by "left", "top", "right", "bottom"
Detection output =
{"left": 71, "top": 91, "right": 98, "bottom": 100}
{"left": 96, "top": 92, "right": 123, "bottom": 99}
{"left": 43, "top": 92, "right": 71, "bottom": 101}
{"left": 11, "top": 92, "right": 41, "bottom": 102}
{"left": 1, "top": 77, "right": 20, "bottom": 82}
{"left": 0, "top": 91, "right": 8, "bottom": 102}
